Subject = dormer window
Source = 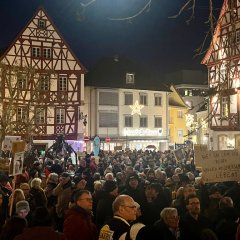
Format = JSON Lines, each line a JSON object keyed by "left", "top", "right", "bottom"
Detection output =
{"left": 126, "top": 73, "right": 135, "bottom": 84}
{"left": 38, "top": 19, "right": 46, "bottom": 29}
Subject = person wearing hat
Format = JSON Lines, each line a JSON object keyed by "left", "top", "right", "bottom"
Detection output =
{"left": 16, "top": 200, "right": 30, "bottom": 219}
{"left": 96, "top": 180, "right": 118, "bottom": 229}
{"left": 121, "top": 172, "right": 144, "bottom": 207}
{"left": 52, "top": 172, "right": 72, "bottom": 232}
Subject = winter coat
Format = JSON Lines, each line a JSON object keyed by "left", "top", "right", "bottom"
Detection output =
{"left": 14, "top": 226, "right": 65, "bottom": 240}
{"left": 63, "top": 205, "right": 98, "bottom": 240}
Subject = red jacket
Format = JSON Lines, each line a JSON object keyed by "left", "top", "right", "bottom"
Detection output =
{"left": 64, "top": 206, "right": 98, "bottom": 240}
{"left": 14, "top": 226, "right": 65, "bottom": 240}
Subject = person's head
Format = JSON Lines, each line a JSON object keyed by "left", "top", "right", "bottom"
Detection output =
{"left": 16, "top": 200, "right": 30, "bottom": 219}
{"left": 105, "top": 172, "right": 114, "bottom": 181}
{"left": 112, "top": 195, "right": 137, "bottom": 221}
{"left": 146, "top": 169, "right": 155, "bottom": 181}
{"left": 149, "top": 183, "right": 162, "bottom": 199}
{"left": 30, "top": 177, "right": 42, "bottom": 189}
{"left": 20, "top": 183, "right": 30, "bottom": 199}
{"left": 94, "top": 180, "right": 103, "bottom": 192}
{"left": 103, "top": 180, "right": 118, "bottom": 197}
{"left": 74, "top": 190, "right": 93, "bottom": 212}
{"left": 160, "top": 207, "right": 179, "bottom": 229}
{"left": 183, "top": 184, "right": 196, "bottom": 199}
{"left": 73, "top": 176, "right": 87, "bottom": 190}
{"left": 219, "top": 196, "right": 234, "bottom": 209}
{"left": 186, "top": 194, "right": 200, "bottom": 217}
{"left": 127, "top": 173, "right": 139, "bottom": 190}
{"left": 11, "top": 189, "right": 25, "bottom": 203}
{"left": 47, "top": 172, "right": 59, "bottom": 184}
{"left": 59, "top": 172, "right": 71, "bottom": 185}
{"left": 32, "top": 207, "right": 52, "bottom": 227}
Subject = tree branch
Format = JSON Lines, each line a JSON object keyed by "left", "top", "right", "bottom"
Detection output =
{"left": 108, "top": 0, "right": 152, "bottom": 22}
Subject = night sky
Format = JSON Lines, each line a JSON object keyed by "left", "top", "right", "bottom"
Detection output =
{"left": 0, "top": 0, "right": 224, "bottom": 74}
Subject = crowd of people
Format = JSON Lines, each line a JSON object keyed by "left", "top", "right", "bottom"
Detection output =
{"left": 0, "top": 148, "right": 240, "bottom": 240}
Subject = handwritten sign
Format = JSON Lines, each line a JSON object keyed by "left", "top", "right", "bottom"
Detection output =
{"left": 194, "top": 144, "right": 208, "bottom": 167}
{"left": 199, "top": 149, "right": 240, "bottom": 183}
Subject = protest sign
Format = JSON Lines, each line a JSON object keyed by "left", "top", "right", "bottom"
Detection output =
{"left": 173, "top": 148, "right": 185, "bottom": 162}
{"left": 200, "top": 150, "right": 240, "bottom": 183}
{"left": 194, "top": 144, "right": 208, "bottom": 167}
{"left": 1, "top": 136, "right": 21, "bottom": 151}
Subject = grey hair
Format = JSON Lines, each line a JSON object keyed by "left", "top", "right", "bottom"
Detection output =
{"left": 112, "top": 195, "right": 129, "bottom": 213}
{"left": 160, "top": 207, "right": 178, "bottom": 223}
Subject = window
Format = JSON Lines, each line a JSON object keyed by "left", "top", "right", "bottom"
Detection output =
{"left": 126, "top": 73, "right": 135, "bottom": 84}
{"left": 17, "top": 75, "right": 27, "bottom": 89}
{"left": 38, "top": 19, "right": 46, "bottom": 29}
{"left": 140, "top": 116, "right": 147, "bottom": 128}
{"left": 17, "top": 107, "right": 27, "bottom": 122}
{"left": 56, "top": 109, "right": 65, "bottom": 124}
{"left": 177, "top": 110, "right": 183, "bottom": 118}
{"left": 32, "top": 47, "right": 41, "bottom": 58}
{"left": 39, "top": 75, "right": 49, "bottom": 91}
{"left": 59, "top": 75, "right": 67, "bottom": 91}
{"left": 99, "top": 112, "right": 118, "bottom": 127}
{"left": 124, "top": 92, "right": 133, "bottom": 105}
{"left": 99, "top": 92, "right": 118, "bottom": 106}
{"left": 154, "top": 94, "right": 162, "bottom": 106}
{"left": 220, "top": 65, "right": 227, "bottom": 83}
{"left": 125, "top": 115, "right": 133, "bottom": 127}
{"left": 36, "top": 108, "right": 45, "bottom": 124}
{"left": 43, "top": 48, "right": 51, "bottom": 58}
{"left": 139, "top": 93, "right": 147, "bottom": 105}
{"left": 154, "top": 116, "right": 162, "bottom": 128}
{"left": 222, "top": 97, "right": 228, "bottom": 118}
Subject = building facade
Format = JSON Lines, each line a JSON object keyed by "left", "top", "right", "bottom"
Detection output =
{"left": 202, "top": 0, "right": 240, "bottom": 150}
{"left": 84, "top": 86, "right": 169, "bottom": 152}
{"left": 0, "top": 7, "right": 86, "bottom": 150}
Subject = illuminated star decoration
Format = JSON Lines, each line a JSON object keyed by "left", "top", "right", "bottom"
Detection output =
{"left": 130, "top": 100, "right": 144, "bottom": 115}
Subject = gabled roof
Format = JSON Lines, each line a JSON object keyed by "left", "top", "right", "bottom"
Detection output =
{"left": 201, "top": 0, "right": 227, "bottom": 65}
{"left": 0, "top": 6, "right": 87, "bottom": 73}
{"left": 169, "top": 85, "right": 188, "bottom": 108}
{"left": 85, "top": 55, "right": 169, "bottom": 92}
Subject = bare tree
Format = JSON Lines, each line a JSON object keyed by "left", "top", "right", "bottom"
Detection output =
{"left": 0, "top": 63, "right": 53, "bottom": 147}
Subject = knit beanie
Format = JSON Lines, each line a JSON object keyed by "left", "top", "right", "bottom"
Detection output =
{"left": 103, "top": 180, "right": 117, "bottom": 193}
{"left": 16, "top": 200, "right": 30, "bottom": 213}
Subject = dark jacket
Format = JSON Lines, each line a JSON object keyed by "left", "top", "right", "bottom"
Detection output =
{"left": 14, "top": 226, "right": 65, "bottom": 240}
{"left": 99, "top": 216, "right": 130, "bottom": 240}
{"left": 154, "top": 219, "right": 179, "bottom": 240}
{"left": 179, "top": 213, "right": 214, "bottom": 240}
{"left": 64, "top": 205, "right": 98, "bottom": 240}
{"left": 96, "top": 191, "right": 116, "bottom": 229}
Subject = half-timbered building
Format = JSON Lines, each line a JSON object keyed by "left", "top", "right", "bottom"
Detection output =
{"left": 0, "top": 7, "right": 86, "bottom": 149}
{"left": 202, "top": 0, "right": 240, "bottom": 150}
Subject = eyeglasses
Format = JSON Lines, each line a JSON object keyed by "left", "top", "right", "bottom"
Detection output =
{"left": 189, "top": 202, "right": 200, "bottom": 205}
{"left": 78, "top": 198, "right": 93, "bottom": 202}
{"left": 121, "top": 205, "right": 137, "bottom": 209}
